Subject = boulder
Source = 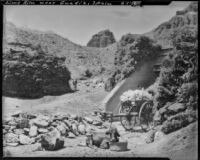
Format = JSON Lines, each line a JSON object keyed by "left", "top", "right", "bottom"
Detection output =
{"left": 63, "top": 120, "right": 72, "bottom": 129}
{"left": 29, "top": 125, "right": 38, "bottom": 137}
{"left": 25, "top": 113, "right": 37, "bottom": 119}
{"left": 85, "top": 125, "right": 95, "bottom": 133}
{"left": 57, "top": 124, "right": 68, "bottom": 137}
{"left": 10, "top": 126, "right": 16, "bottom": 131}
{"left": 159, "top": 107, "right": 167, "bottom": 115}
{"left": 145, "top": 129, "right": 157, "bottom": 144}
{"left": 71, "top": 122, "right": 79, "bottom": 136}
{"left": 16, "top": 118, "right": 29, "bottom": 129}
{"left": 77, "top": 123, "right": 86, "bottom": 135}
{"left": 8, "top": 121, "right": 17, "bottom": 126}
{"left": 51, "top": 121, "right": 58, "bottom": 127}
{"left": 168, "top": 103, "right": 186, "bottom": 113}
{"left": 24, "top": 128, "right": 30, "bottom": 135}
{"left": 12, "top": 110, "right": 23, "bottom": 117}
{"left": 153, "top": 111, "right": 161, "bottom": 122}
{"left": 33, "top": 118, "right": 49, "bottom": 128}
{"left": 40, "top": 128, "right": 64, "bottom": 151}
{"left": 84, "top": 117, "right": 93, "bottom": 124}
{"left": 3, "top": 125, "right": 10, "bottom": 130}
{"left": 38, "top": 128, "right": 49, "bottom": 134}
{"left": 92, "top": 120, "right": 102, "bottom": 126}
{"left": 3, "top": 129, "right": 7, "bottom": 135}
{"left": 14, "top": 129, "right": 24, "bottom": 135}
{"left": 5, "top": 133, "right": 19, "bottom": 143}
{"left": 3, "top": 116, "right": 13, "bottom": 125}
{"left": 7, "top": 129, "right": 14, "bottom": 133}
{"left": 68, "top": 132, "right": 76, "bottom": 138}
{"left": 70, "top": 114, "right": 78, "bottom": 120}
{"left": 53, "top": 114, "right": 69, "bottom": 121}
{"left": 154, "top": 131, "right": 165, "bottom": 141}
{"left": 100, "top": 139, "right": 110, "bottom": 149}
{"left": 19, "top": 134, "right": 35, "bottom": 145}
{"left": 35, "top": 134, "right": 44, "bottom": 143}
{"left": 48, "top": 126, "right": 56, "bottom": 131}
{"left": 37, "top": 115, "right": 51, "bottom": 121}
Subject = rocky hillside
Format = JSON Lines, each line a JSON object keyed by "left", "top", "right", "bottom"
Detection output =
{"left": 3, "top": 43, "right": 71, "bottom": 98}
{"left": 146, "top": 4, "right": 198, "bottom": 135}
{"left": 145, "top": 2, "right": 198, "bottom": 48}
{"left": 4, "top": 22, "right": 117, "bottom": 79}
{"left": 87, "top": 30, "right": 116, "bottom": 48}
{"left": 104, "top": 2, "right": 198, "bottom": 91}
{"left": 104, "top": 34, "right": 162, "bottom": 91}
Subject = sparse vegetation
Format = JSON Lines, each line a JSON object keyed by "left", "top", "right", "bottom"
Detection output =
{"left": 105, "top": 35, "right": 161, "bottom": 91}
{"left": 161, "top": 110, "right": 197, "bottom": 134}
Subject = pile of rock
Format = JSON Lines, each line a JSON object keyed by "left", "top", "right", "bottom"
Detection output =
{"left": 83, "top": 78, "right": 104, "bottom": 89}
{"left": 3, "top": 111, "right": 105, "bottom": 151}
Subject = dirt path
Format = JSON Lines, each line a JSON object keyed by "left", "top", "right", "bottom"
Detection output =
{"left": 3, "top": 81, "right": 107, "bottom": 118}
{"left": 105, "top": 53, "right": 167, "bottom": 114}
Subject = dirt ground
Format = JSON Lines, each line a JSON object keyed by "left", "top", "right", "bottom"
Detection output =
{"left": 3, "top": 81, "right": 107, "bottom": 118}
{"left": 3, "top": 122, "right": 198, "bottom": 159}
{"left": 2, "top": 81, "right": 198, "bottom": 159}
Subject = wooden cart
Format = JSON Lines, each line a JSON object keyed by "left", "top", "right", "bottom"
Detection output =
{"left": 99, "top": 99, "right": 154, "bottom": 132}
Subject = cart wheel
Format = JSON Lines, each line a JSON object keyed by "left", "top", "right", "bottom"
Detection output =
{"left": 119, "top": 103, "right": 137, "bottom": 131}
{"left": 139, "top": 101, "right": 154, "bottom": 132}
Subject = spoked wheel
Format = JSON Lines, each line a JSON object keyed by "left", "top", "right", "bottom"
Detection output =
{"left": 119, "top": 102, "right": 138, "bottom": 131}
{"left": 139, "top": 101, "right": 154, "bottom": 132}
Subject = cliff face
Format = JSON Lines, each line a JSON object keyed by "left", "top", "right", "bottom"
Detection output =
{"left": 145, "top": 2, "right": 198, "bottom": 48}
{"left": 87, "top": 30, "right": 116, "bottom": 48}
{"left": 3, "top": 43, "right": 71, "bottom": 98}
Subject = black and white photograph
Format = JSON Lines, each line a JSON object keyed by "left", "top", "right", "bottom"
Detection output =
{"left": 2, "top": 1, "right": 198, "bottom": 159}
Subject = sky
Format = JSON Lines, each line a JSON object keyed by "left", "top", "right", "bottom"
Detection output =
{"left": 5, "top": 1, "right": 191, "bottom": 46}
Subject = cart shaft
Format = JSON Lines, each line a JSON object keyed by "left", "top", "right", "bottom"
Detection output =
{"left": 106, "top": 112, "right": 138, "bottom": 118}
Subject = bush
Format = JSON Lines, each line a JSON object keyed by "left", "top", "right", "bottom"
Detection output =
{"left": 104, "top": 76, "right": 116, "bottom": 92}
{"left": 177, "top": 82, "right": 198, "bottom": 102}
{"left": 107, "top": 35, "right": 161, "bottom": 91}
{"left": 85, "top": 69, "right": 92, "bottom": 78}
{"left": 162, "top": 58, "right": 174, "bottom": 68}
{"left": 3, "top": 47, "right": 71, "bottom": 98}
{"left": 161, "top": 111, "right": 197, "bottom": 134}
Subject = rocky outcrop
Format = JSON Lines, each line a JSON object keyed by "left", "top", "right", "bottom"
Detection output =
{"left": 145, "top": 2, "right": 198, "bottom": 48}
{"left": 2, "top": 44, "right": 71, "bottom": 98}
{"left": 87, "top": 30, "right": 116, "bottom": 48}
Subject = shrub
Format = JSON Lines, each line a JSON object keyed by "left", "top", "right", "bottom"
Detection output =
{"left": 162, "top": 58, "right": 174, "bottom": 68}
{"left": 85, "top": 69, "right": 92, "bottom": 78}
{"left": 177, "top": 82, "right": 198, "bottom": 102}
{"left": 161, "top": 111, "right": 197, "bottom": 134}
